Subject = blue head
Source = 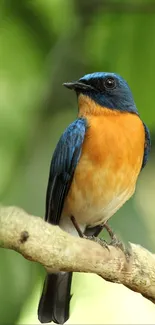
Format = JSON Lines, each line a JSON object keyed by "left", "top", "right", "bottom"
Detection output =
{"left": 63, "top": 72, "right": 138, "bottom": 114}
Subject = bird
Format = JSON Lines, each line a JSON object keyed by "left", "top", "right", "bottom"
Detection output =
{"left": 38, "top": 72, "right": 151, "bottom": 324}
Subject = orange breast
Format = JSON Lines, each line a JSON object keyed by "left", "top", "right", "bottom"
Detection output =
{"left": 63, "top": 102, "right": 145, "bottom": 227}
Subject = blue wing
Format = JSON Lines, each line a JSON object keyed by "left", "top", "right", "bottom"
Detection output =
{"left": 45, "top": 117, "right": 87, "bottom": 225}
{"left": 141, "top": 122, "right": 151, "bottom": 169}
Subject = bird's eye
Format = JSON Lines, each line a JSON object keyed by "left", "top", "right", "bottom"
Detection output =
{"left": 104, "top": 77, "right": 116, "bottom": 90}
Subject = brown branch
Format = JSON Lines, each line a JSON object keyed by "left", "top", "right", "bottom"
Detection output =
{"left": 0, "top": 206, "right": 155, "bottom": 304}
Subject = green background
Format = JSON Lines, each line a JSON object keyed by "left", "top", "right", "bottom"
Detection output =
{"left": 0, "top": 1, "right": 155, "bottom": 324}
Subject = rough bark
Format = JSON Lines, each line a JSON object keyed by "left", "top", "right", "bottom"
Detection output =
{"left": 0, "top": 205, "right": 155, "bottom": 303}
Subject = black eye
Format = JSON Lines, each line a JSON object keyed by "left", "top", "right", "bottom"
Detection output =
{"left": 104, "top": 77, "right": 116, "bottom": 90}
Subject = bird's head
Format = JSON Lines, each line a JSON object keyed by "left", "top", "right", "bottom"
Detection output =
{"left": 63, "top": 72, "right": 138, "bottom": 115}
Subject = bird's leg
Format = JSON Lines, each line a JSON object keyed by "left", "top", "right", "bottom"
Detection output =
{"left": 70, "top": 216, "right": 109, "bottom": 249}
{"left": 70, "top": 216, "right": 84, "bottom": 238}
{"left": 103, "top": 222, "right": 118, "bottom": 243}
{"left": 103, "top": 222, "right": 131, "bottom": 260}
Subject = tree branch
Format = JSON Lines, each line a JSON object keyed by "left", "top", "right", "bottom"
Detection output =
{"left": 0, "top": 206, "right": 155, "bottom": 304}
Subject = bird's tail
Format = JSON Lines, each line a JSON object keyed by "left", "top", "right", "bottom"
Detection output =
{"left": 38, "top": 272, "right": 72, "bottom": 324}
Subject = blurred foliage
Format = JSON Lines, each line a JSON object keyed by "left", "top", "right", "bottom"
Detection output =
{"left": 0, "top": 0, "right": 155, "bottom": 324}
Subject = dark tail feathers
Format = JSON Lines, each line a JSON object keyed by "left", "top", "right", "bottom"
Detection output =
{"left": 38, "top": 272, "right": 72, "bottom": 324}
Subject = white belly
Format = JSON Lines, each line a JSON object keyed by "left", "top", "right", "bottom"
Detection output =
{"left": 62, "top": 157, "right": 137, "bottom": 228}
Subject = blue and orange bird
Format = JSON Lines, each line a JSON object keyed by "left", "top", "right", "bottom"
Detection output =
{"left": 38, "top": 72, "right": 151, "bottom": 324}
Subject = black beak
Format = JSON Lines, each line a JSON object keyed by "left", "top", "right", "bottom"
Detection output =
{"left": 63, "top": 81, "right": 95, "bottom": 91}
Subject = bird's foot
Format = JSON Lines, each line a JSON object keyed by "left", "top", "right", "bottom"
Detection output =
{"left": 70, "top": 216, "right": 109, "bottom": 249}
{"left": 110, "top": 237, "right": 131, "bottom": 261}
{"left": 84, "top": 235, "right": 109, "bottom": 249}
{"left": 103, "top": 222, "right": 131, "bottom": 261}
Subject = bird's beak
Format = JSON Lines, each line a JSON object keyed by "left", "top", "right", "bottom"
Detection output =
{"left": 63, "top": 81, "right": 94, "bottom": 91}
